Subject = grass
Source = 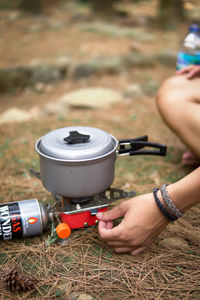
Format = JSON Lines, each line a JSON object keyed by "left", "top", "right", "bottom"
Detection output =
{"left": 1, "top": 106, "right": 198, "bottom": 299}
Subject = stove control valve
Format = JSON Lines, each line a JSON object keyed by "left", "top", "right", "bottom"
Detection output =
{"left": 56, "top": 222, "right": 71, "bottom": 239}
{"left": 90, "top": 209, "right": 98, "bottom": 216}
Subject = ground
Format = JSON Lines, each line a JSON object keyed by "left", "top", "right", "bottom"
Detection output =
{"left": 0, "top": 1, "right": 200, "bottom": 299}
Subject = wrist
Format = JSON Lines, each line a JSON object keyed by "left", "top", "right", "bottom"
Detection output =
{"left": 148, "top": 192, "right": 170, "bottom": 224}
{"left": 153, "top": 188, "right": 178, "bottom": 221}
{"left": 166, "top": 182, "right": 192, "bottom": 213}
{"left": 161, "top": 168, "right": 200, "bottom": 213}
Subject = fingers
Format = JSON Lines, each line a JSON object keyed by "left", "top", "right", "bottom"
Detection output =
{"left": 113, "top": 247, "right": 134, "bottom": 253}
{"left": 112, "top": 246, "right": 146, "bottom": 254}
{"left": 107, "top": 241, "right": 128, "bottom": 247}
{"left": 96, "top": 204, "right": 127, "bottom": 221}
{"left": 98, "top": 220, "right": 113, "bottom": 230}
{"left": 98, "top": 220, "right": 123, "bottom": 241}
{"left": 131, "top": 246, "right": 146, "bottom": 255}
{"left": 105, "top": 221, "right": 114, "bottom": 230}
{"left": 176, "top": 65, "right": 200, "bottom": 79}
{"left": 176, "top": 65, "right": 194, "bottom": 75}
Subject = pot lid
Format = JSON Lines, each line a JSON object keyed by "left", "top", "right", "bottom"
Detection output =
{"left": 37, "top": 126, "right": 117, "bottom": 161}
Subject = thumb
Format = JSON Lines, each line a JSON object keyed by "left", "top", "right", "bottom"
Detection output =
{"left": 96, "top": 204, "right": 127, "bottom": 221}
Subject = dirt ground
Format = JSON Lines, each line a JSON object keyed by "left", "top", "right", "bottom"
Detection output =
{"left": 1, "top": 1, "right": 200, "bottom": 299}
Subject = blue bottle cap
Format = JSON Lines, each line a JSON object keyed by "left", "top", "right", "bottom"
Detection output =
{"left": 189, "top": 24, "right": 200, "bottom": 32}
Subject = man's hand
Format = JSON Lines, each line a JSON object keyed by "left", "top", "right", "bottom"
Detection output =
{"left": 97, "top": 193, "right": 169, "bottom": 255}
{"left": 177, "top": 65, "right": 200, "bottom": 79}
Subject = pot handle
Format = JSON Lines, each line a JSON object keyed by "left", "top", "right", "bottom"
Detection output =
{"left": 118, "top": 140, "right": 167, "bottom": 156}
{"left": 118, "top": 135, "right": 149, "bottom": 152}
{"left": 119, "top": 135, "right": 148, "bottom": 144}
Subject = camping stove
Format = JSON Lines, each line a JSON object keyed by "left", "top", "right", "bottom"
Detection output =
{"left": 0, "top": 188, "right": 135, "bottom": 241}
{"left": 53, "top": 188, "right": 135, "bottom": 230}
{"left": 30, "top": 170, "right": 135, "bottom": 233}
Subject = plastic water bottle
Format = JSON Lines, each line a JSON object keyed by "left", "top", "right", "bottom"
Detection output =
{"left": 176, "top": 24, "right": 200, "bottom": 70}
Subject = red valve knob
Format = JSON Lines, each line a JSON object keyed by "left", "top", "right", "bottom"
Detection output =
{"left": 56, "top": 223, "right": 71, "bottom": 239}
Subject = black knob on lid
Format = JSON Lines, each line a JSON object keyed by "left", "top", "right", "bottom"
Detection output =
{"left": 63, "top": 131, "right": 90, "bottom": 144}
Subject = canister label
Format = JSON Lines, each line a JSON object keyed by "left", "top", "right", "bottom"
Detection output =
{"left": 0, "top": 199, "right": 42, "bottom": 240}
{"left": 0, "top": 202, "right": 22, "bottom": 240}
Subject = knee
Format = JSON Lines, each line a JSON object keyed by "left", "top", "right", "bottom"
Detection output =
{"left": 156, "top": 75, "right": 187, "bottom": 114}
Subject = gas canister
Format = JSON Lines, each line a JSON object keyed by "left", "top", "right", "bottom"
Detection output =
{"left": 0, "top": 199, "right": 50, "bottom": 241}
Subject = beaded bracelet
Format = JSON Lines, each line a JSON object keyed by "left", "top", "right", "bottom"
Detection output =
{"left": 160, "top": 184, "right": 183, "bottom": 218}
{"left": 153, "top": 188, "right": 178, "bottom": 222}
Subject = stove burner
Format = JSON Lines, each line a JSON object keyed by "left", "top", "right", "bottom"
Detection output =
{"left": 53, "top": 188, "right": 136, "bottom": 215}
{"left": 49, "top": 188, "right": 136, "bottom": 230}
{"left": 70, "top": 196, "right": 94, "bottom": 204}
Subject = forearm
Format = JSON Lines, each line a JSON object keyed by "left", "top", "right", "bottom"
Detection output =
{"left": 158, "top": 167, "right": 200, "bottom": 213}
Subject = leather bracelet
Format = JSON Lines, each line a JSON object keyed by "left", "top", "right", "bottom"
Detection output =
{"left": 153, "top": 188, "right": 178, "bottom": 222}
{"left": 160, "top": 184, "right": 183, "bottom": 218}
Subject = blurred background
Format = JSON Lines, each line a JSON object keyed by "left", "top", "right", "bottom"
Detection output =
{"left": 1, "top": 0, "right": 200, "bottom": 121}
{"left": 1, "top": 1, "right": 200, "bottom": 299}
{"left": 0, "top": 0, "right": 200, "bottom": 98}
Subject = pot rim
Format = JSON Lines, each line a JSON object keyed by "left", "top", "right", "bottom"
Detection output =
{"left": 35, "top": 135, "right": 119, "bottom": 163}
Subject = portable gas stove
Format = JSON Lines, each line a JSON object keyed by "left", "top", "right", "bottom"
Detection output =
{"left": 52, "top": 188, "right": 136, "bottom": 230}
{"left": 0, "top": 126, "right": 167, "bottom": 242}
{"left": 30, "top": 169, "right": 135, "bottom": 237}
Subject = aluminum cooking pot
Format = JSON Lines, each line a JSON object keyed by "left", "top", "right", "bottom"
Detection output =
{"left": 35, "top": 126, "right": 167, "bottom": 198}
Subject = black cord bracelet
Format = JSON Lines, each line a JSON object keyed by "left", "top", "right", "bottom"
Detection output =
{"left": 153, "top": 188, "right": 178, "bottom": 222}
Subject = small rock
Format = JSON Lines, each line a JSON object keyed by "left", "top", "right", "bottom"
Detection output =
{"left": 28, "top": 24, "right": 44, "bottom": 33}
{"left": 42, "top": 102, "right": 68, "bottom": 116}
{"left": 31, "top": 65, "right": 61, "bottom": 84}
{"left": 70, "top": 55, "right": 123, "bottom": 79}
{"left": 123, "top": 53, "right": 156, "bottom": 68}
{"left": 7, "top": 10, "right": 21, "bottom": 22}
{"left": 59, "top": 87, "right": 122, "bottom": 109}
{"left": 45, "top": 84, "right": 54, "bottom": 93}
{"left": 70, "top": 61, "right": 100, "bottom": 79}
{"left": 58, "top": 281, "right": 72, "bottom": 291}
{"left": 0, "top": 108, "right": 30, "bottom": 124}
{"left": 159, "top": 237, "right": 189, "bottom": 250}
{"left": 0, "top": 67, "right": 31, "bottom": 93}
{"left": 48, "top": 18, "right": 65, "bottom": 30}
{"left": 30, "top": 58, "right": 44, "bottom": 67}
{"left": 69, "top": 292, "right": 80, "bottom": 300}
{"left": 0, "top": 107, "right": 39, "bottom": 124}
{"left": 30, "top": 107, "right": 40, "bottom": 119}
{"left": 34, "top": 82, "right": 45, "bottom": 93}
{"left": 77, "top": 294, "right": 94, "bottom": 300}
{"left": 123, "top": 84, "right": 143, "bottom": 98}
{"left": 100, "top": 56, "right": 123, "bottom": 74}
{"left": 69, "top": 292, "right": 94, "bottom": 300}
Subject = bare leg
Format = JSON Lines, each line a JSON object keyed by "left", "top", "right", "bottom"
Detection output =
{"left": 156, "top": 75, "right": 200, "bottom": 159}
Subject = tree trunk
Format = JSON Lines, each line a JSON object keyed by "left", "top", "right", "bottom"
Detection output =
{"left": 19, "top": 0, "right": 42, "bottom": 14}
{"left": 159, "top": 0, "right": 184, "bottom": 23}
